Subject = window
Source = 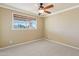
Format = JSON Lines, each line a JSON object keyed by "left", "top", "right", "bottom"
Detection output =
{"left": 12, "top": 14, "right": 37, "bottom": 30}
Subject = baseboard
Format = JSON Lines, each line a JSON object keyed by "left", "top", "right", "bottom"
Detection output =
{"left": 1, "top": 38, "right": 79, "bottom": 50}
{"left": 46, "top": 39, "right": 79, "bottom": 50}
{"left": 0, "top": 38, "right": 43, "bottom": 50}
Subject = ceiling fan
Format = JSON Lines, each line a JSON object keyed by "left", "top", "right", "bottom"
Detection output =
{"left": 38, "top": 3, "right": 54, "bottom": 15}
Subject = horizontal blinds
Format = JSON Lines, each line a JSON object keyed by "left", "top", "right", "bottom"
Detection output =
{"left": 13, "top": 14, "right": 35, "bottom": 20}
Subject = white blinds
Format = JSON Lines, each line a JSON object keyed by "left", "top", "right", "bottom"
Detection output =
{"left": 13, "top": 14, "right": 35, "bottom": 20}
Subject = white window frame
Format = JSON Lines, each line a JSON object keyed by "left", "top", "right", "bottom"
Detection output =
{"left": 12, "top": 13, "right": 37, "bottom": 30}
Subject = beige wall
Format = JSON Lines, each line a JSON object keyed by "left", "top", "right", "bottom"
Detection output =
{"left": 0, "top": 8, "right": 2, "bottom": 47}
{"left": 45, "top": 7, "right": 79, "bottom": 47}
{"left": 0, "top": 7, "right": 44, "bottom": 47}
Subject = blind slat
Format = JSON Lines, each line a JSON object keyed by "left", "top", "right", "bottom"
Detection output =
{"left": 13, "top": 14, "right": 35, "bottom": 20}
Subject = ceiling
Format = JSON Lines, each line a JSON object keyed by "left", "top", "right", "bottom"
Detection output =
{"left": 1, "top": 3, "right": 79, "bottom": 16}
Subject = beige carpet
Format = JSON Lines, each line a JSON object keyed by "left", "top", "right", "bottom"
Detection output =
{"left": 0, "top": 39, "right": 79, "bottom": 56}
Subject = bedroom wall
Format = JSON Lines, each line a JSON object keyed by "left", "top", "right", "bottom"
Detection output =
{"left": 0, "top": 7, "right": 44, "bottom": 47}
{"left": 45, "top": 7, "right": 79, "bottom": 47}
{"left": 0, "top": 8, "right": 2, "bottom": 47}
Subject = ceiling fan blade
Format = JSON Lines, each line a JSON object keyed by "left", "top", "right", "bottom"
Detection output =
{"left": 44, "top": 4, "right": 54, "bottom": 9}
{"left": 44, "top": 10, "right": 51, "bottom": 14}
{"left": 38, "top": 13, "right": 41, "bottom": 15}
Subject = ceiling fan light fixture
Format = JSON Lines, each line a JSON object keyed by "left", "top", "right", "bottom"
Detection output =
{"left": 39, "top": 9, "right": 44, "bottom": 13}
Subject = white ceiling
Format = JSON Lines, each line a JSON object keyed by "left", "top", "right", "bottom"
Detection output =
{"left": 1, "top": 3, "right": 79, "bottom": 16}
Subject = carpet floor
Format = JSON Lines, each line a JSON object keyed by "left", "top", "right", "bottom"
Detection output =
{"left": 0, "top": 39, "right": 79, "bottom": 56}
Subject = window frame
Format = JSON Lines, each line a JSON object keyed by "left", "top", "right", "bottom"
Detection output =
{"left": 12, "top": 13, "right": 37, "bottom": 30}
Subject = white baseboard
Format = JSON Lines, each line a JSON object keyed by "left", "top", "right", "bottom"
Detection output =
{"left": 46, "top": 39, "right": 79, "bottom": 50}
{"left": 1, "top": 38, "right": 79, "bottom": 50}
{"left": 0, "top": 38, "right": 42, "bottom": 50}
